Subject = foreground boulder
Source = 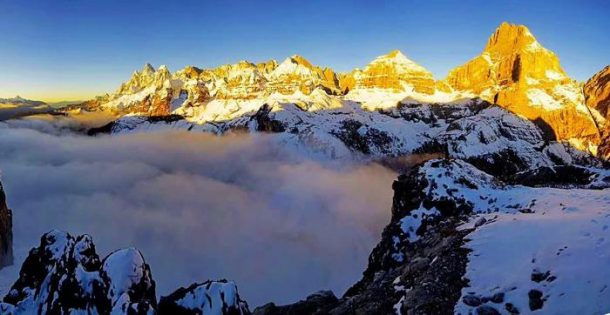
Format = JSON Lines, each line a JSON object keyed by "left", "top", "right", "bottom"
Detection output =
{"left": 0, "top": 230, "right": 249, "bottom": 315}
{"left": 0, "top": 182, "right": 12, "bottom": 269}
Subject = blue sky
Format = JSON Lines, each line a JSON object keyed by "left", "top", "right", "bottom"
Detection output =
{"left": 0, "top": 0, "right": 608, "bottom": 101}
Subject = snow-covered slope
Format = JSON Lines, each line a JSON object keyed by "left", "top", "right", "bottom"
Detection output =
{"left": 393, "top": 159, "right": 610, "bottom": 314}
{"left": 101, "top": 98, "right": 609, "bottom": 184}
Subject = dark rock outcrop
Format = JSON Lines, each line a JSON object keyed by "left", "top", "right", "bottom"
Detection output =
{"left": 0, "top": 181, "right": 12, "bottom": 269}
{"left": 159, "top": 280, "right": 250, "bottom": 315}
{"left": 1, "top": 230, "right": 249, "bottom": 315}
{"left": 252, "top": 291, "right": 338, "bottom": 315}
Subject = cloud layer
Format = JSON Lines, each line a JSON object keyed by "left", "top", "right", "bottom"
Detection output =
{"left": 0, "top": 120, "right": 396, "bottom": 306}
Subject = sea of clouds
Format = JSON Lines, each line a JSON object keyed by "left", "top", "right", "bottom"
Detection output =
{"left": 0, "top": 117, "right": 397, "bottom": 307}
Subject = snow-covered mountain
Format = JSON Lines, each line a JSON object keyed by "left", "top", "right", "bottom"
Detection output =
{"left": 5, "top": 21, "right": 609, "bottom": 314}
{"left": 65, "top": 22, "right": 608, "bottom": 159}
{"left": 342, "top": 50, "right": 458, "bottom": 109}
{"left": 446, "top": 22, "right": 603, "bottom": 154}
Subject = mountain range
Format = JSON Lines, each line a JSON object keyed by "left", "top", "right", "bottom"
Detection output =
{"left": 1, "top": 22, "right": 610, "bottom": 315}
{"left": 68, "top": 22, "right": 609, "bottom": 158}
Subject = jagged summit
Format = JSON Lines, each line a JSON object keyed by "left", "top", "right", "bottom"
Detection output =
{"left": 445, "top": 22, "right": 601, "bottom": 152}
{"left": 288, "top": 54, "right": 315, "bottom": 68}
{"left": 371, "top": 49, "right": 431, "bottom": 75}
{"left": 142, "top": 62, "right": 155, "bottom": 74}
{"left": 272, "top": 55, "right": 318, "bottom": 77}
{"left": 484, "top": 22, "right": 543, "bottom": 54}
{"left": 446, "top": 22, "right": 567, "bottom": 94}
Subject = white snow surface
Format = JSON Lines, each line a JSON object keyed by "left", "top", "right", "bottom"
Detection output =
{"left": 393, "top": 160, "right": 610, "bottom": 314}
{"left": 456, "top": 182, "right": 610, "bottom": 314}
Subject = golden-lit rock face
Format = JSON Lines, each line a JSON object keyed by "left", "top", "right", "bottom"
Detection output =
{"left": 350, "top": 50, "right": 436, "bottom": 94}
{"left": 266, "top": 55, "right": 340, "bottom": 95}
{"left": 584, "top": 65, "right": 610, "bottom": 119}
{"left": 78, "top": 22, "right": 609, "bottom": 158}
{"left": 586, "top": 66, "right": 610, "bottom": 159}
{"left": 199, "top": 61, "right": 270, "bottom": 100}
{"left": 117, "top": 64, "right": 172, "bottom": 95}
{"left": 446, "top": 22, "right": 568, "bottom": 94}
{"left": 446, "top": 22, "right": 602, "bottom": 151}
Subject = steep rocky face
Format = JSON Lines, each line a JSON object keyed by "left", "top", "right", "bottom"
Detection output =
{"left": 344, "top": 50, "right": 457, "bottom": 109}
{"left": 584, "top": 65, "right": 610, "bottom": 118}
{"left": 585, "top": 66, "right": 610, "bottom": 159}
{"left": 267, "top": 55, "right": 340, "bottom": 95}
{"left": 0, "top": 230, "right": 250, "bottom": 315}
{"left": 446, "top": 22, "right": 602, "bottom": 152}
{"left": 199, "top": 61, "right": 270, "bottom": 100}
{"left": 0, "top": 182, "right": 12, "bottom": 269}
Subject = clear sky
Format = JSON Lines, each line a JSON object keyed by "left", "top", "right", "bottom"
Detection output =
{"left": 0, "top": 0, "right": 608, "bottom": 102}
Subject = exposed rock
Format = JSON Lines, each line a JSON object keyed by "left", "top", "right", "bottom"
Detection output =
{"left": 343, "top": 50, "right": 441, "bottom": 109}
{"left": 108, "top": 99, "right": 610, "bottom": 189}
{"left": 463, "top": 294, "right": 482, "bottom": 307}
{"left": 445, "top": 22, "right": 602, "bottom": 152}
{"left": 1, "top": 230, "right": 249, "bottom": 315}
{"left": 585, "top": 65, "right": 610, "bottom": 119}
{"left": 0, "top": 181, "right": 12, "bottom": 269}
{"left": 528, "top": 289, "right": 544, "bottom": 311}
{"left": 586, "top": 66, "right": 610, "bottom": 160}
{"left": 251, "top": 104, "right": 286, "bottom": 133}
{"left": 531, "top": 269, "right": 551, "bottom": 283}
{"left": 505, "top": 302, "right": 520, "bottom": 314}
{"left": 476, "top": 305, "right": 501, "bottom": 315}
{"left": 159, "top": 280, "right": 250, "bottom": 315}
{"left": 252, "top": 291, "right": 338, "bottom": 315}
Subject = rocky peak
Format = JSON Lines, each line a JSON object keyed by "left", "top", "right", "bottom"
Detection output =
{"left": 445, "top": 22, "right": 601, "bottom": 153}
{"left": 446, "top": 22, "right": 567, "bottom": 94}
{"left": 267, "top": 55, "right": 339, "bottom": 95}
{"left": 142, "top": 63, "right": 156, "bottom": 75}
{"left": 484, "top": 22, "right": 543, "bottom": 56}
{"left": 271, "top": 55, "right": 317, "bottom": 77}
{"left": 344, "top": 50, "right": 438, "bottom": 106}
{"left": 369, "top": 50, "right": 432, "bottom": 76}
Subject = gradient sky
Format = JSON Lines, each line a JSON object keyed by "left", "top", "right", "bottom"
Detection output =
{"left": 0, "top": 0, "right": 608, "bottom": 102}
